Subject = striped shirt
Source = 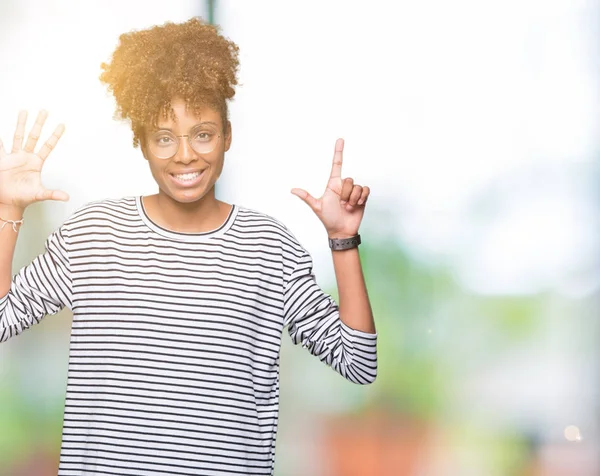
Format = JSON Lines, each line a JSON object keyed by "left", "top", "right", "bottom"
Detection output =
{"left": 0, "top": 196, "right": 378, "bottom": 476}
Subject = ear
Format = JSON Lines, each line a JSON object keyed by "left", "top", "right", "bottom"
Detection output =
{"left": 224, "top": 121, "right": 232, "bottom": 152}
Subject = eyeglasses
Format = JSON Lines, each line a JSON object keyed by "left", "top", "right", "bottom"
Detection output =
{"left": 148, "top": 123, "right": 222, "bottom": 159}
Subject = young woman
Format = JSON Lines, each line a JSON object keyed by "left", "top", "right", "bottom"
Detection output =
{"left": 0, "top": 18, "right": 377, "bottom": 476}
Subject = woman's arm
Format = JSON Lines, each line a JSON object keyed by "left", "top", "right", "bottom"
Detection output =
{"left": 332, "top": 247, "right": 375, "bottom": 334}
{"left": 285, "top": 138, "right": 376, "bottom": 383}
{"left": 291, "top": 138, "right": 374, "bottom": 334}
{"left": 0, "top": 109, "right": 67, "bottom": 296}
{"left": 0, "top": 204, "right": 24, "bottom": 296}
{"left": 0, "top": 109, "right": 71, "bottom": 342}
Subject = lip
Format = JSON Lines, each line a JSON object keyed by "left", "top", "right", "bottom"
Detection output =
{"left": 168, "top": 170, "right": 205, "bottom": 187}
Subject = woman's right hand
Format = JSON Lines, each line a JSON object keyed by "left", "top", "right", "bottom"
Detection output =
{"left": 0, "top": 110, "right": 68, "bottom": 211}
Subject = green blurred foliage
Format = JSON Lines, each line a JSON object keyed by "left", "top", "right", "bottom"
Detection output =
{"left": 329, "top": 234, "right": 547, "bottom": 426}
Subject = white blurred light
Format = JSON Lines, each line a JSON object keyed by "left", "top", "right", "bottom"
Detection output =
{"left": 564, "top": 425, "right": 583, "bottom": 442}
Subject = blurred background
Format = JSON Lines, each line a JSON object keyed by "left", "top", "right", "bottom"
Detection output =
{"left": 1, "top": 0, "right": 599, "bottom": 475}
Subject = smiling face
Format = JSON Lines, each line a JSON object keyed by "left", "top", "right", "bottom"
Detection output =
{"left": 141, "top": 99, "right": 232, "bottom": 205}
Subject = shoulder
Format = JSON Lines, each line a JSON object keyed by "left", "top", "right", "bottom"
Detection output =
{"left": 234, "top": 206, "right": 306, "bottom": 254}
{"left": 64, "top": 196, "right": 139, "bottom": 227}
{"left": 235, "top": 206, "right": 290, "bottom": 233}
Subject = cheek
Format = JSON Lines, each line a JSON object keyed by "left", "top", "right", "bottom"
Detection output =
{"left": 207, "top": 151, "right": 226, "bottom": 176}
{"left": 212, "top": 159, "right": 225, "bottom": 181}
{"left": 215, "top": 156, "right": 225, "bottom": 173}
{"left": 147, "top": 160, "right": 167, "bottom": 180}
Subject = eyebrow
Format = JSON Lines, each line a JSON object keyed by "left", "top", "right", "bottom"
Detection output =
{"left": 152, "top": 121, "right": 219, "bottom": 132}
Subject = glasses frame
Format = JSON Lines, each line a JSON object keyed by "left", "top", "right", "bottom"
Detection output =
{"left": 148, "top": 124, "right": 223, "bottom": 160}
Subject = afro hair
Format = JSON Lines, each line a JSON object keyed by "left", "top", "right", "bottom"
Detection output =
{"left": 99, "top": 17, "right": 240, "bottom": 147}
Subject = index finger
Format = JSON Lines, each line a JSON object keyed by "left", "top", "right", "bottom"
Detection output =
{"left": 329, "top": 138, "right": 344, "bottom": 179}
{"left": 38, "top": 123, "right": 65, "bottom": 161}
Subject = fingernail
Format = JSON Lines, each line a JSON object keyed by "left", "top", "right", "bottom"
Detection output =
{"left": 357, "top": 199, "right": 364, "bottom": 205}
{"left": 340, "top": 200, "right": 347, "bottom": 205}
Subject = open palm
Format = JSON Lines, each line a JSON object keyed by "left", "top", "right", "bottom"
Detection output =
{"left": 291, "top": 139, "right": 370, "bottom": 239}
{"left": 0, "top": 110, "right": 68, "bottom": 210}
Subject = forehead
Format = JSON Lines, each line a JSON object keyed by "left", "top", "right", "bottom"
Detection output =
{"left": 156, "top": 100, "right": 222, "bottom": 129}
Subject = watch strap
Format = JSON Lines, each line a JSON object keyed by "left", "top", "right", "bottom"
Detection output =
{"left": 328, "top": 234, "right": 361, "bottom": 251}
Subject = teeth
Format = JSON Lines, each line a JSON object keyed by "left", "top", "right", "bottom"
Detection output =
{"left": 173, "top": 172, "right": 201, "bottom": 181}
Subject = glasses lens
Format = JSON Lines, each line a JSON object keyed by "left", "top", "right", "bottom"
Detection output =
{"left": 189, "top": 124, "right": 220, "bottom": 154}
{"left": 148, "top": 125, "right": 221, "bottom": 159}
{"left": 149, "top": 131, "right": 178, "bottom": 159}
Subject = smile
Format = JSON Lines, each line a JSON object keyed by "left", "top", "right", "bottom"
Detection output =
{"left": 169, "top": 170, "right": 205, "bottom": 186}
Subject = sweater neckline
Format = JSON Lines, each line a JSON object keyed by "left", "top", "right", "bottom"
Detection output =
{"left": 135, "top": 196, "right": 237, "bottom": 242}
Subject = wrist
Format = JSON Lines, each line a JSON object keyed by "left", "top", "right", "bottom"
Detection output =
{"left": 327, "top": 231, "right": 359, "bottom": 240}
{"left": 0, "top": 203, "right": 25, "bottom": 220}
{"left": 328, "top": 234, "right": 361, "bottom": 251}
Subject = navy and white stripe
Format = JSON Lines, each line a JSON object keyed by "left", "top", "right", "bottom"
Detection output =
{"left": 0, "top": 196, "right": 377, "bottom": 475}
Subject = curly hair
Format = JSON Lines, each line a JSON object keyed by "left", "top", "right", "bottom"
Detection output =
{"left": 99, "top": 17, "right": 240, "bottom": 147}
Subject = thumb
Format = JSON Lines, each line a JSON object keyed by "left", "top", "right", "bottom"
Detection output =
{"left": 291, "top": 188, "right": 319, "bottom": 211}
{"left": 35, "top": 188, "right": 70, "bottom": 202}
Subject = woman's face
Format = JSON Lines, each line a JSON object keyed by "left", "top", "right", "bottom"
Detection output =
{"left": 142, "top": 99, "right": 231, "bottom": 204}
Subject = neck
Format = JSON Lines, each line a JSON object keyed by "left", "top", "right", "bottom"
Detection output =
{"left": 144, "top": 189, "right": 231, "bottom": 233}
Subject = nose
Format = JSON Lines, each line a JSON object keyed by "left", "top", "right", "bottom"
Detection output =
{"left": 173, "top": 137, "right": 197, "bottom": 164}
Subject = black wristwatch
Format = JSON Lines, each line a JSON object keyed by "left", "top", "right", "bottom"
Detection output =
{"left": 328, "top": 234, "right": 361, "bottom": 251}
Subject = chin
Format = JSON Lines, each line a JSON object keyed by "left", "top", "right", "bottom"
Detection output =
{"left": 161, "top": 186, "right": 212, "bottom": 205}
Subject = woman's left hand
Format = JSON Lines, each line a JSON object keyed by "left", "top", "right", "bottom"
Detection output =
{"left": 291, "top": 138, "right": 370, "bottom": 238}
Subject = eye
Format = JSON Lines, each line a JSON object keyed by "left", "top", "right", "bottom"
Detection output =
{"left": 154, "top": 135, "right": 175, "bottom": 146}
{"left": 194, "top": 131, "right": 213, "bottom": 141}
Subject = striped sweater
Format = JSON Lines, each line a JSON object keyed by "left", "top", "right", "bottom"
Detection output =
{"left": 0, "top": 196, "right": 377, "bottom": 475}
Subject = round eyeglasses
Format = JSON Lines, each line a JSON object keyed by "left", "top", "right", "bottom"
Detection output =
{"left": 148, "top": 124, "right": 222, "bottom": 159}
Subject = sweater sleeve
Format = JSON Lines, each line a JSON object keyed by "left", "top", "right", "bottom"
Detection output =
{"left": 0, "top": 225, "right": 72, "bottom": 343}
{"left": 283, "top": 248, "right": 377, "bottom": 385}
